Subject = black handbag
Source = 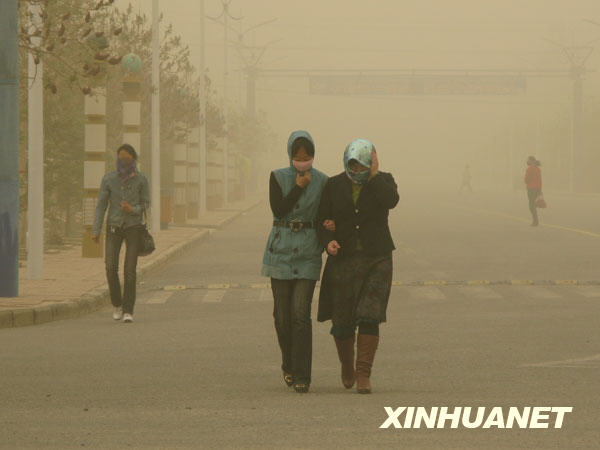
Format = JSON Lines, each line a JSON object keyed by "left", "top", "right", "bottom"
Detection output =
{"left": 138, "top": 209, "right": 156, "bottom": 257}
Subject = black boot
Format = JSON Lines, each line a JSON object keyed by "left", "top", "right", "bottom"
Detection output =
{"left": 334, "top": 336, "right": 356, "bottom": 389}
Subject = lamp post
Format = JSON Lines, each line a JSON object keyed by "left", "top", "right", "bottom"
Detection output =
{"left": 208, "top": 1, "right": 243, "bottom": 207}
{"left": 199, "top": 0, "right": 207, "bottom": 215}
{"left": 543, "top": 37, "right": 596, "bottom": 192}
{"left": 151, "top": 0, "right": 161, "bottom": 231}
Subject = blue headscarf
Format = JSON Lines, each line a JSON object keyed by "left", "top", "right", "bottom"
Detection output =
{"left": 344, "top": 138, "right": 374, "bottom": 184}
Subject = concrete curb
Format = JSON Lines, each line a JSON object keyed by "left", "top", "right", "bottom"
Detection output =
{"left": 0, "top": 230, "right": 212, "bottom": 330}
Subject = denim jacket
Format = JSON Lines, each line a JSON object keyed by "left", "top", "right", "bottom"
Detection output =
{"left": 92, "top": 171, "right": 150, "bottom": 236}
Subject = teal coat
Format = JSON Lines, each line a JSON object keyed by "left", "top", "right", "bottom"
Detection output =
{"left": 261, "top": 131, "right": 328, "bottom": 280}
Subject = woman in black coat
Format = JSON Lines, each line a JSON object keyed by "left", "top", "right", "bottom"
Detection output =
{"left": 316, "top": 138, "right": 399, "bottom": 394}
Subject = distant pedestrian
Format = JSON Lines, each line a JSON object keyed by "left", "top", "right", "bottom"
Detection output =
{"left": 317, "top": 138, "right": 399, "bottom": 394}
{"left": 92, "top": 144, "right": 150, "bottom": 323}
{"left": 459, "top": 164, "right": 473, "bottom": 193}
{"left": 261, "top": 130, "right": 329, "bottom": 393}
{"left": 524, "top": 156, "right": 542, "bottom": 227}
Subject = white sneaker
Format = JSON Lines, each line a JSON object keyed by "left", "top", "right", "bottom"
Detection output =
{"left": 123, "top": 313, "right": 134, "bottom": 323}
{"left": 112, "top": 307, "right": 123, "bottom": 321}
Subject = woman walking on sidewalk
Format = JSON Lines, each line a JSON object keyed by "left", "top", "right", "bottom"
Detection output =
{"left": 317, "top": 138, "right": 399, "bottom": 394}
{"left": 261, "top": 130, "right": 328, "bottom": 393}
{"left": 92, "top": 144, "right": 150, "bottom": 323}
{"left": 524, "top": 155, "right": 542, "bottom": 227}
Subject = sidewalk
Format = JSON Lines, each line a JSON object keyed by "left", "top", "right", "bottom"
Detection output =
{"left": 0, "top": 194, "right": 264, "bottom": 329}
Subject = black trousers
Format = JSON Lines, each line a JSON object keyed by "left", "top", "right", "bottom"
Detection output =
{"left": 459, "top": 180, "right": 472, "bottom": 193}
{"left": 105, "top": 225, "right": 142, "bottom": 314}
{"left": 271, "top": 278, "right": 316, "bottom": 385}
{"left": 527, "top": 189, "right": 540, "bottom": 224}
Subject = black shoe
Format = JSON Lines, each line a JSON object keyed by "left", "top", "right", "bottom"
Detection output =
{"left": 283, "top": 371, "right": 294, "bottom": 387}
{"left": 293, "top": 381, "right": 309, "bottom": 393}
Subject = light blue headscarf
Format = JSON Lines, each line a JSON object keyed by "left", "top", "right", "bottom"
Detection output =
{"left": 344, "top": 138, "right": 374, "bottom": 184}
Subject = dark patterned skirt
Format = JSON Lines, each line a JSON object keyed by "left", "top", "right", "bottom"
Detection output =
{"left": 317, "top": 251, "right": 393, "bottom": 336}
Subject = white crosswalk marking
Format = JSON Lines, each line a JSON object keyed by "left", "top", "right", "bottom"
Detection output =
{"left": 243, "top": 289, "right": 272, "bottom": 302}
{"left": 259, "top": 289, "right": 272, "bottom": 302}
{"left": 571, "top": 286, "right": 600, "bottom": 298}
{"left": 512, "top": 286, "right": 561, "bottom": 299}
{"left": 202, "top": 289, "right": 226, "bottom": 303}
{"left": 145, "top": 291, "right": 174, "bottom": 304}
{"left": 458, "top": 286, "right": 502, "bottom": 299}
{"left": 410, "top": 286, "right": 446, "bottom": 300}
{"left": 143, "top": 283, "right": 600, "bottom": 305}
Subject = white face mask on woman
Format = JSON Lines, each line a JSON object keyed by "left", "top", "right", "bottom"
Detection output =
{"left": 292, "top": 158, "right": 314, "bottom": 172}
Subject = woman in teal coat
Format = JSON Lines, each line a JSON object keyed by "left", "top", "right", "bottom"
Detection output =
{"left": 261, "top": 130, "right": 328, "bottom": 393}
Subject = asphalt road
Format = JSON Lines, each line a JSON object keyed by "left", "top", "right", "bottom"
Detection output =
{"left": 2, "top": 185, "right": 600, "bottom": 449}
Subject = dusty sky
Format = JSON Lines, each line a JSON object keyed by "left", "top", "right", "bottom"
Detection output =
{"left": 115, "top": 0, "right": 600, "bottom": 183}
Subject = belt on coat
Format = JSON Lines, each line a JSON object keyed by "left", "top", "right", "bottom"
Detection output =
{"left": 273, "top": 219, "right": 314, "bottom": 232}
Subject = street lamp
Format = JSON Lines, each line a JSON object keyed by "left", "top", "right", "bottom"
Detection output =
{"left": 207, "top": 0, "right": 243, "bottom": 207}
{"left": 542, "top": 37, "right": 598, "bottom": 193}
{"left": 151, "top": 0, "right": 161, "bottom": 232}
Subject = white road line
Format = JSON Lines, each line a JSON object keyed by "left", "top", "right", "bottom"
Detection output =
{"left": 145, "top": 291, "right": 175, "bottom": 304}
{"left": 512, "top": 286, "right": 561, "bottom": 299}
{"left": 571, "top": 286, "right": 600, "bottom": 298}
{"left": 409, "top": 286, "right": 446, "bottom": 300}
{"left": 521, "top": 353, "right": 600, "bottom": 368}
{"left": 457, "top": 286, "right": 502, "bottom": 299}
{"left": 202, "top": 289, "right": 226, "bottom": 303}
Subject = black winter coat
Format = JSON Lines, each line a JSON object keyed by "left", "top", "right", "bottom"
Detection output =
{"left": 316, "top": 171, "right": 399, "bottom": 258}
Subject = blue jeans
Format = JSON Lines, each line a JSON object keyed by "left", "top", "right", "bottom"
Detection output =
{"left": 105, "top": 225, "right": 142, "bottom": 314}
{"left": 271, "top": 278, "right": 316, "bottom": 385}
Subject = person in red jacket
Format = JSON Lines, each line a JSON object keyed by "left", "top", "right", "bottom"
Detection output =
{"left": 524, "top": 156, "right": 542, "bottom": 226}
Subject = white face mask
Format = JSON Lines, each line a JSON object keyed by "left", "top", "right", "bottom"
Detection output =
{"left": 292, "top": 158, "right": 314, "bottom": 172}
